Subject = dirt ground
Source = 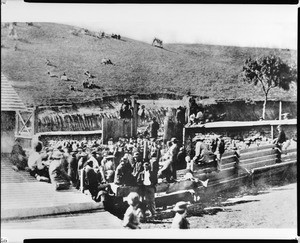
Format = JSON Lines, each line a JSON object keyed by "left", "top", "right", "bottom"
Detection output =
{"left": 141, "top": 182, "right": 297, "bottom": 229}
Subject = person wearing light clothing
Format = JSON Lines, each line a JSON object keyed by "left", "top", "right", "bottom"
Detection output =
{"left": 171, "top": 201, "right": 190, "bottom": 229}
{"left": 137, "top": 161, "right": 157, "bottom": 217}
{"left": 27, "top": 140, "right": 49, "bottom": 182}
{"left": 123, "top": 192, "right": 143, "bottom": 229}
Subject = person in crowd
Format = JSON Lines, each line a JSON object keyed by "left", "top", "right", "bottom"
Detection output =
{"left": 123, "top": 192, "right": 143, "bottom": 229}
{"left": 138, "top": 105, "right": 147, "bottom": 124}
{"left": 273, "top": 125, "right": 287, "bottom": 151}
{"left": 182, "top": 91, "right": 193, "bottom": 123}
{"left": 176, "top": 146, "right": 187, "bottom": 170}
{"left": 171, "top": 201, "right": 190, "bottom": 229}
{"left": 176, "top": 106, "right": 186, "bottom": 125}
{"left": 101, "top": 154, "right": 116, "bottom": 183}
{"left": 132, "top": 152, "right": 143, "bottom": 180}
{"left": 83, "top": 160, "right": 113, "bottom": 202}
{"left": 149, "top": 117, "right": 160, "bottom": 140}
{"left": 27, "top": 140, "right": 50, "bottom": 182}
{"left": 65, "top": 147, "right": 78, "bottom": 187}
{"left": 114, "top": 157, "right": 135, "bottom": 186}
{"left": 48, "top": 150, "right": 71, "bottom": 190}
{"left": 10, "top": 138, "right": 28, "bottom": 171}
{"left": 191, "top": 135, "right": 218, "bottom": 171}
{"left": 169, "top": 137, "right": 180, "bottom": 181}
{"left": 137, "top": 161, "right": 157, "bottom": 218}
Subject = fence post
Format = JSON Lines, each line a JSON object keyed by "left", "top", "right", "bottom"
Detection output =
{"left": 279, "top": 100, "right": 282, "bottom": 120}
{"left": 15, "top": 110, "right": 19, "bottom": 136}
{"left": 270, "top": 125, "right": 274, "bottom": 140}
{"left": 80, "top": 169, "right": 84, "bottom": 193}
{"left": 32, "top": 106, "right": 39, "bottom": 136}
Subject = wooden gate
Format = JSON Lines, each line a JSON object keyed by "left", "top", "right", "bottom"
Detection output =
{"left": 14, "top": 107, "right": 38, "bottom": 148}
{"left": 102, "top": 118, "right": 134, "bottom": 143}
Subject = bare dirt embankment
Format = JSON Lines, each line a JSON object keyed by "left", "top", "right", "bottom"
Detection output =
{"left": 141, "top": 182, "right": 297, "bottom": 229}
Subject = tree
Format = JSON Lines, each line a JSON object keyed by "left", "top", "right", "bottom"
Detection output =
{"left": 241, "top": 55, "right": 297, "bottom": 119}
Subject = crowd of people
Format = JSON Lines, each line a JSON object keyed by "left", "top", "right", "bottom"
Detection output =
{"left": 9, "top": 113, "right": 295, "bottom": 229}
{"left": 9, "top": 122, "right": 228, "bottom": 220}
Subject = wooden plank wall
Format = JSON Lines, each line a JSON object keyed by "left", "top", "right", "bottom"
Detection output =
{"left": 102, "top": 118, "right": 133, "bottom": 144}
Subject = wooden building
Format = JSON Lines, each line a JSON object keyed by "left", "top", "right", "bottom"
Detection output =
{"left": 1, "top": 73, "right": 29, "bottom": 152}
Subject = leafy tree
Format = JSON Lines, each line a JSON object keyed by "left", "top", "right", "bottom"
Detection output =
{"left": 241, "top": 55, "right": 297, "bottom": 119}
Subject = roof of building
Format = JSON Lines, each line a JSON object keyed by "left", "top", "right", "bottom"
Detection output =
{"left": 1, "top": 73, "right": 27, "bottom": 111}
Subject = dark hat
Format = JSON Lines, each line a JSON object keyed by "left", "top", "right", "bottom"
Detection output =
{"left": 192, "top": 135, "right": 205, "bottom": 142}
{"left": 171, "top": 137, "right": 178, "bottom": 143}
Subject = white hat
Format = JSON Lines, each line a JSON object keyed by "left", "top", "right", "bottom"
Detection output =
{"left": 173, "top": 201, "right": 190, "bottom": 212}
{"left": 51, "top": 150, "right": 63, "bottom": 159}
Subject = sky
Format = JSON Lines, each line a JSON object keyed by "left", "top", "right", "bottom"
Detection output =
{"left": 1, "top": 1, "right": 298, "bottom": 49}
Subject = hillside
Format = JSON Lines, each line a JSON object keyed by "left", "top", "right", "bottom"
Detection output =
{"left": 1, "top": 22, "right": 297, "bottom": 107}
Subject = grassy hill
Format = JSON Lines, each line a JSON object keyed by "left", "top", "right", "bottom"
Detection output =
{"left": 1, "top": 22, "right": 297, "bottom": 107}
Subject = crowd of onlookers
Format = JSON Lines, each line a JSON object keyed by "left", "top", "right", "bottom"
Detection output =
{"left": 9, "top": 117, "right": 296, "bottom": 229}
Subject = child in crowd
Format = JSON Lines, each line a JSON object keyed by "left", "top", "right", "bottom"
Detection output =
{"left": 171, "top": 201, "right": 190, "bottom": 229}
{"left": 123, "top": 192, "right": 143, "bottom": 229}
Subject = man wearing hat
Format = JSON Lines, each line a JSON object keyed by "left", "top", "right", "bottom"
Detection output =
{"left": 132, "top": 152, "right": 143, "bottom": 180}
{"left": 137, "top": 161, "right": 157, "bottom": 218}
{"left": 171, "top": 201, "right": 190, "bottom": 229}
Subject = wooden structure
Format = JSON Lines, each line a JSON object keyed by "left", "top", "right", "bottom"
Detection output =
{"left": 1, "top": 73, "right": 29, "bottom": 152}
{"left": 183, "top": 119, "right": 297, "bottom": 146}
{"left": 103, "top": 143, "right": 296, "bottom": 209}
{"left": 1, "top": 74, "right": 140, "bottom": 146}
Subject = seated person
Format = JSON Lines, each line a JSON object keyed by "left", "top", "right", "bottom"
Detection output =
{"left": 101, "top": 155, "right": 115, "bottom": 183}
{"left": 48, "top": 150, "right": 71, "bottom": 190}
{"left": 10, "top": 138, "right": 28, "bottom": 171}
{"left": 83, "top": 161, "right": 113, "bottom": 202}
{"left": 27, "top": 141, "right": 50, "bottom": 182}
{"left": 191, "top": 135, "right": 218, "bottom": 171}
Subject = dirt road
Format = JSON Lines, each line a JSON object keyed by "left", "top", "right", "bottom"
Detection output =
{"left": 142, "top": 182, "right": 297, "bottom": 229}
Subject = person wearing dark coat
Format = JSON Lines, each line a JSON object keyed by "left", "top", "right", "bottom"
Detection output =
{"left": 10, "top": 138, "right": 27, "bottom": 171}
{"left": 274, "top": 125, "right": 287, "bottom": 147}
{"left": 150, "top": 117, "right": 160, "bottom": 139}
{"left": 114, "top": 157, "right": 136, "bottom": 186}
{"left": 48, "top": 150, "right": 71, "bottom": 190}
